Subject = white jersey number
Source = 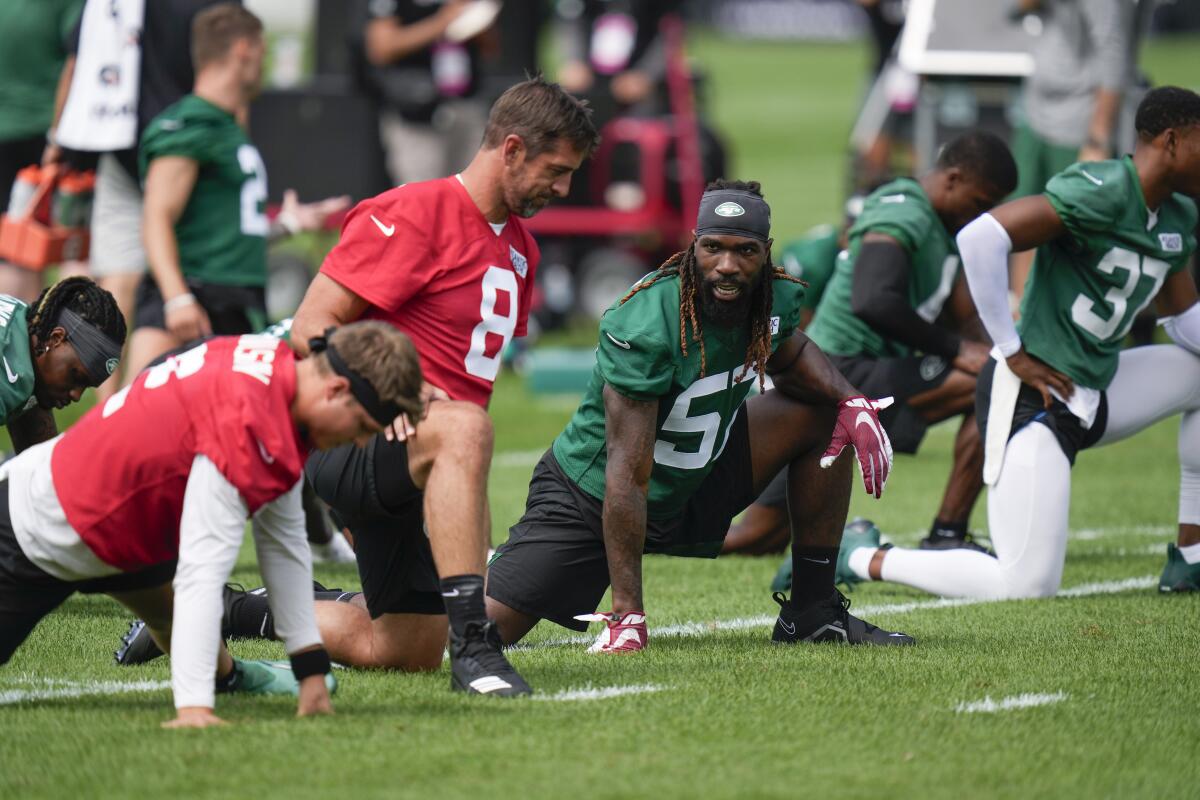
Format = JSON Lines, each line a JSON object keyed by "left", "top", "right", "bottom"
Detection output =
{"left": 464, "top": 266, "right": 519, "bottom": 381}
{"left": 654, "top": 367, "right": 756, "bottom": 470}
{"left": 1070, "top": 247, "right": 1169, "bottom": 341}
{"left": 237, "top": 144, "right": 269, "bottom": 237}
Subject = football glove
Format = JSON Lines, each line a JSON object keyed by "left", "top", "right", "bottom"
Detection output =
{"left": 820, "top": 395, "right": 894, "bottom": 499}
{"left": 574, "top": 611, "right": 648, "bottom": 653}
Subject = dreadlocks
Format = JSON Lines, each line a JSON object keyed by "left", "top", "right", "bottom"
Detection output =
{"left": 29, "top": 276, "right": 126, "bottom": 351}
{"left": 620, "top": 180, "right": 804, "bottom": 390}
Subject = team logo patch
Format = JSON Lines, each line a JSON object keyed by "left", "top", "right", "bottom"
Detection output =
{"left": 105, "top": 358, "right": 119, "bottom": 376}
{"left": 714, "top": 202, "right": 745, "bottom": 217}
{"left": 770, "top": 315, "right": 780, "bottom": 335}
{"left": 1160, "top": 233, "right": 1183, "bottom": 253}
{"left": 510, "top": 245, "right": 528, "bottom": 278}
{"left": 920, "top": 355, "right": 947, "bottom": 382}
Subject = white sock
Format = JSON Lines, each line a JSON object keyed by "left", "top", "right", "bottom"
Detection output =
{"left": 1179, "top": 542, "right": 1200, "bottom": 565}
{"left": 847, "top": 547, "right": 875, "bottom": 581}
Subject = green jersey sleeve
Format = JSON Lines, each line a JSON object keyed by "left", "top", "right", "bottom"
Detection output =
{"left": 0, "top": 298, "right": 37, "bottom": 425}
{"left": 1043, "top": 161, "right": 1130, "bottom": 245}
{"left": 596, "top": 307, "right": 675, "bottom": 401}
{"left": 140, "top": 113, "right": 218, "bottom": 170}
{"left": 849, "top": 181, "right": 934, "bottom": 256}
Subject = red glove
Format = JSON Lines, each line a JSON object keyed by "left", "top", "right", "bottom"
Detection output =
{"left": 820, "top": 395, "right": 895, "bottom": 499}
{"left": 574, "top": 611, "right": 648, "bottom": 653}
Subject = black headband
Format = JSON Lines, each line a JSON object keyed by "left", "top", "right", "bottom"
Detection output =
{"left": 58, "top": 308, "right": 122, "bottom": 386}
{"left": 695, "top": 189, "right": 771, "bottom": 242}
{"left": 309, "top": 330, "right": 400, "bottom": 427}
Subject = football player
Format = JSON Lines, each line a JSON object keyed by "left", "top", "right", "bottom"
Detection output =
{"left": 215, "top": 76, "right": 600, "bottom": 696}
{"left": 0, "top": 321, "right": 424, "bottom": 727}
{"left": 839, "top": 86, "right": 1200, "bottom": 597}
{"left": 0, "top": 277, "right": 124, "bottom": 451}
{"left": 485, "top": 180, "right": 910, "bottom": 652}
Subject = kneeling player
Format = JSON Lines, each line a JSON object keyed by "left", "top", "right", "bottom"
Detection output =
{"left": 0, "top": 321, "right": 423, "bottom": 726}
{"left": 485, "top": 180, "right": 911, "bottom": 651}
{"left": 839, "top": 87, "right": 1200, "bottom": 597}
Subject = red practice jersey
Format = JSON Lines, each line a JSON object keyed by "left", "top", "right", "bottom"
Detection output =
{"left": 51, "top": 335, "right": 308, "bottom": 571}
{"left": 319, "top": 177, "right": 539, "bottom": 407}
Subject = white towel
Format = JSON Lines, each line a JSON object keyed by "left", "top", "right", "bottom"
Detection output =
{"left": 56, "top": 0, "right": 145, "bottom": 152}
{"left": 983, "top": 349, "right": 1021, "bottom": 486}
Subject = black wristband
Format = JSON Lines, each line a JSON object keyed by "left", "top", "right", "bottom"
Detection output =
{"left": 290, "top": 647, "right": 332, "bottom": 681}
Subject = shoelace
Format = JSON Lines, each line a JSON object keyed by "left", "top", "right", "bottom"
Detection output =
{"left": 458, "top": 622, "right": 513, "bottom": 671}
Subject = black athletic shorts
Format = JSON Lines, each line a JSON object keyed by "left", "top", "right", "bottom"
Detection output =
{"left": 0, "top": 481, "right": 176, "bottom": 665}
{"left": 975, "top": 358, "right": 1108, "bottom": 466}
{"left": 305, "top": 436, "right": 443, "bottom": 618}
{"left": 830, "top": 353, "right": 952, "bottom": 454}
{"left": 133, "top": 275, "right": 267, "bottom": 336}
{"left": 486, "top": 412, "right": 758, "bottom": 632}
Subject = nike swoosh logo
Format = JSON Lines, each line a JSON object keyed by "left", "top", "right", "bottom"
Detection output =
{"left": 778, "top": 620, "right": 796, "bottom": 636}
{"left": 441, "top": 589, "right": 461, "bottom": 597}
{"left": 256, "top": 439, "right": 275, "bottom": 464}
{"left": 2, "top": 357, "right": 18, "bottom": 384}
{"left": 801, "top": 557, "right": 831, "bottom": 564}
{"left": 888, "top": 633, "right": 908, "bottom": 637}
{"left": 370, "top": 214, "right": 395, "bottom": 236}
{"left": 605, "top": 332, "right": 631, "bottom": 350}
{"left": 1080, "top": 169, "right": 1104, "bottom": 186}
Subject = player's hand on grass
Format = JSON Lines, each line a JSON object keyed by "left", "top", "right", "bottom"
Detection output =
{"left": 820, "top": 395, "right": 894, "bottom": 499}
{"left": 279, "top": 189, "right": 351, "bottom": 234}
{"left": 163, "top": 707, "right": 226, "bottom": 729}
{"left": 385, "top": 382, "right": 449, "bottom": 442}
{"left": 164, "top": 294, "right": 212, "bottom": 342}
{"left": 296, "top": 674, "right": 334, "bottom": 718}
{"left": 953, "top": 339, "right": 991, "bottom": 375}
{"left": 575, "top": 611, "right": 648, "bottom": 653}
{"left": 1005, "top": 348, "right": 1073, "bottom": 409}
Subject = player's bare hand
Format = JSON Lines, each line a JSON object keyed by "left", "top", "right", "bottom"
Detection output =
{"left": 952, "top": 340, "right": 990, "bottom": 375}
{"left": 163, "top": 707, "right": 226, "bottom": 729}
{"left": 280, "top": 189, "right": 351, "bottom": 233}
{"left": 164, "top": 296, "right": 212, "bottom": 342}
{"left": 1006, "top": 348, "right": 1073, "bottom": 409}
{"left": 384, "top": 382, "right": 448, "bottom": 442}
{"left": 296, "top": 674, "right": 333, "bottom": 718}
{"left": 41, "top": 142, "right": 63, "bottom": 167}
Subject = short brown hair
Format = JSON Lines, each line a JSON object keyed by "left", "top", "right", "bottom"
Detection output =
{"left": 482, "top": 75, "right": 601, "bottom": 158}
{"left": 320, "top": 321, "right": 425, "bottom": 423}
{"left": 191, "top": 3, "right": 263, "bottom": 71}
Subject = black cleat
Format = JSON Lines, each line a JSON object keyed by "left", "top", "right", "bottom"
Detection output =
{"left": 770, "top": 590, "right": 915, "bottom": 646}
{"left": 917, "top": 530, "right": 991, "bottom": 554}
{"left": 449, "top": 620, "right": 532, "bottom": 697}
{"left": 114, "top": 618, "right": 164, "bottom": 665}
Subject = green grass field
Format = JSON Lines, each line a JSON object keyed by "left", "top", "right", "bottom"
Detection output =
{"left": 4, "top": 30, "right": 1200, "bottom": 800}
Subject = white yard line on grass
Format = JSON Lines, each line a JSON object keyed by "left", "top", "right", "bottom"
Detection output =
{"left": 955, "top": 692, "right": 1068, "bottom": 713}
{"left": 520, "top": 575, "right": 1157, "bottom": 649}
{"left": 532, "top": 683, "right": 665, "bottom": 702}
{"left": 0, "top": 678, "right": 169, "bottom": 706}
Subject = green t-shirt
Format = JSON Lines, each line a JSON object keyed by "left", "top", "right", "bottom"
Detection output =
{"left": 1020, "top": 157, "right": 1198, "bottom": 390}
{"left": 552, "top": 272, "right": 805, "bottom": 524}
{"left": 140, "top": 95, "right": 269, "bottom": 287}
{"left": 805, "top": 178, "right": 959, "bottom": 358}
{"left": 0, "top": 0, "right": 82, "bottom": 142}
{"left": 0, "top": 296, "right": 37, "bottom": 424}
{"left": 777, "top": 224, "right": 841, "bottom": 312}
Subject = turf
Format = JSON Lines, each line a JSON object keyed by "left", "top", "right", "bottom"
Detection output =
{"left": 4, "top": 30, "right": 1200, "bottom": 800}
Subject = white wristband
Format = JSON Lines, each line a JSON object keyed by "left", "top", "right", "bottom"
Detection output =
{"left": 163, "top": 292, "right": 197, "bottom": 314}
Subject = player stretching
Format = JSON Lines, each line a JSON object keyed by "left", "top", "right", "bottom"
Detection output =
{"left": 486, "top": 180, "right": 911, "bottom": 652}
{"left": 0, "top": 277, "right": 125, "bottom": 451}
{"left": 0, "top": 322, "right": 424, "bottom": 726}
{"left": 839, "top": 87, "right": 1200, "bottom": 597}
{"left": 218, "top": 77, "right": 600, "bottom": 696}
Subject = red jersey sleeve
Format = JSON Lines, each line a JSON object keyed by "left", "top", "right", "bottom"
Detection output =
{"left": 319, "top": 194, "right": 439, "bottom": 313}
{"left": 514, "top": 227, "right": 540, "bottom": 338}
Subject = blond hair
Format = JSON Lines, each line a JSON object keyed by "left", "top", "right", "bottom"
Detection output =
{"left": 320, "top": 321, "right": 425, "bottom": 422}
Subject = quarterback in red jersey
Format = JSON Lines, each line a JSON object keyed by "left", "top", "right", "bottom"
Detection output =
{"left": 0, "top": 322, "right": 423, "bottom": 727}
{"left": 222, "top": 77, "right": 599, "bottom": 697}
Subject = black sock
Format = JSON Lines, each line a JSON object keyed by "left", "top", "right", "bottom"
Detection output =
{"left": 440, "top": 574, "right": 487, "bottom": 636}
{"left": 226, "top": 591, "right": 276, "bottom": 640}
{"left": 930, "top": 519, "right": 968, "bottom": 539}
{"left": 791, "top": 546, "right": 839, "bottom": 606}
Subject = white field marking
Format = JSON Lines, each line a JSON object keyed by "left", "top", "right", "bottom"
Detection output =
{"left": 0, "top": 678, "right": 170, "bottom": 706}
{"left": 517, "top": 575, "right": 1157, "bottom": 650}
{"left": 955, "top": 692, "right": 1068, "bottom": 714}
{"left": 494, "top": 449, "right": 545, "bottom": 468}
{"left": 532, "top": 683, "right": 665, "bottom": 702}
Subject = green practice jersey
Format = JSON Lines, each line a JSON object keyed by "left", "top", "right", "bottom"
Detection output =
{"left": 777, "top": 224, "right": 841, "bottom": 312}
{"left": 553, "top": 272, "right": 805, "bottom": 519}
{"left": 0, "top": 296, "right": 37, "bottom": 424}
{"left": 140, "top": 95, "right": 269, "bottom": 288}
{"left": 0, "top": 0, "right": 82, "bottom": 142}
{"left": 1020, "top": 157, "right": 1198, "bottom": 390}
{"left": 805, "top": 179, "right": 959, "bottom": 358}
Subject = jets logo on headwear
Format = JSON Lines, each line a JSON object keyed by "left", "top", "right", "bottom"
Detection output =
{"left": 714, "top": 202, "right": 745, "bottom": 217}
